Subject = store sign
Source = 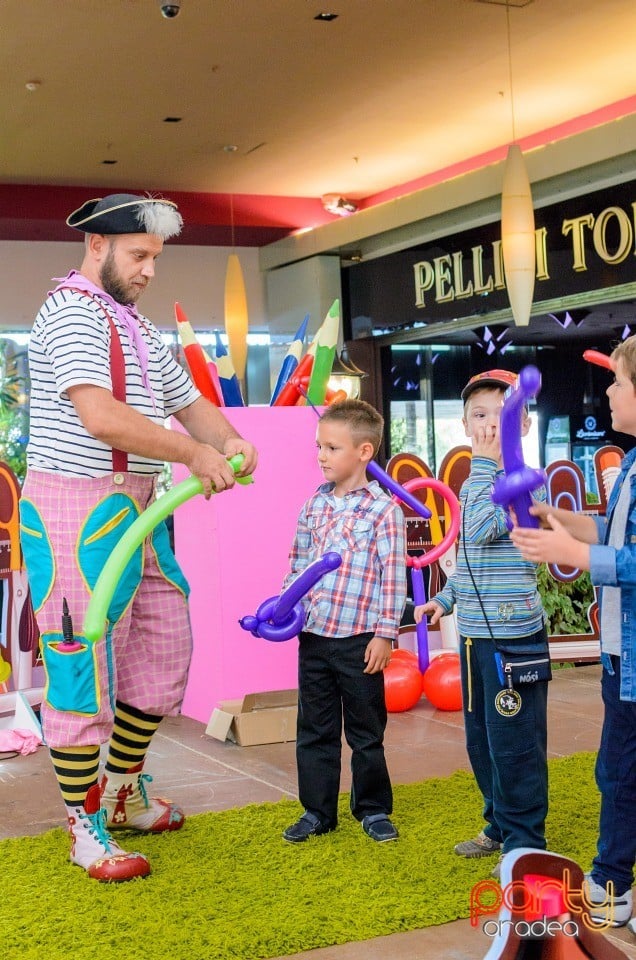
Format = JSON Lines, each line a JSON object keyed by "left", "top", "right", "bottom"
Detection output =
{"left": 346, "top": 179, "right": 636, "bottom": 333}
{"left": 413, "top": 198, "right": 636, "bottom": 309}
{"left": 570, "top": 414, "right": 609, "bottom": 442}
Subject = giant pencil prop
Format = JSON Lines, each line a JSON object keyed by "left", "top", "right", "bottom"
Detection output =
{"left": 83, "top": 456, "right": 252, "bottom": 642}
{"left": 202, "top": 349, "right": 225, "bottom": 407}
{"left": 224, "top": 253, "right": 249, "bottom": 388}
{"left": 214, "top": 332, "right": 245, "bottom": 407}
{"left": 174, "top": 302, "right": 223, "bottom": 406}
{"left": 273, "top": 338, "right": 317, "bottom": 407}
{"left": 270, "top": 314, "right": 309, "bottom": 405}
{"left": 306, "top": 300, "right": 339, "bottom": 405}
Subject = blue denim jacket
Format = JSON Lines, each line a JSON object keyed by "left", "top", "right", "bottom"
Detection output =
{"left": 590, "top": 446, "right": 636, "bottom": 701}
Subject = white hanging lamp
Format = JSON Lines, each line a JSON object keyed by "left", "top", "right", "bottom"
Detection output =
{"left": 500, "top": 1, "right": 535, "bottom": 328}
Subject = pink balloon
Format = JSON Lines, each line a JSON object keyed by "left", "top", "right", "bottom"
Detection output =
{"left": 395, "top": 477, "right": 460, "bottom": 567}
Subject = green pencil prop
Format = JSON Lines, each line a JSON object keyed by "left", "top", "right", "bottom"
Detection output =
{"left": 306, "top": 300, "right": 339, "bottom": 405}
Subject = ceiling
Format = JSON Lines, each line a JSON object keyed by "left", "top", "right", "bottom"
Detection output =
{"left": 2, "top": 0, "right": 635, "bottom": 216}
{"left": 1, "top": 0, "right": 635, "bottom": 348}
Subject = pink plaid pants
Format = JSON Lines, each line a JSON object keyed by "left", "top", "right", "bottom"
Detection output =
{"left": 22, "top": 470, "right": 192, "bottom": 748}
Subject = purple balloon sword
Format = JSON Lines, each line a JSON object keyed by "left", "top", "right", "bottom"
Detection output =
{"left": 240, "top": 552, "right": 342, "bottom": 642}
{"left": 491, "top": 365, "right": 546, "bottom": 528}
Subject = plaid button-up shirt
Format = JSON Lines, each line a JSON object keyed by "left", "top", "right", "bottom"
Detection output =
{"left": 285, "top": 480, "right": 407, "bottom": 640}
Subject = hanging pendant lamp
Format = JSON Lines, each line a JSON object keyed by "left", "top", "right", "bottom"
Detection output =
{"left": 500, "top": 1, "right": 535, "bottom": 328}
{"left": 224, "top": 252, "right": 249, "bottom": 382}
{"left": 224, "top": 195, "right": 249, "bottom": 386}
{"left": 501, "top": 142, "right": 535, "bottom": 327}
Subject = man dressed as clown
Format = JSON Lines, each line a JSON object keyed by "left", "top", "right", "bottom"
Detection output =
{"left": 21, "top": 193, "right": 257, "bottom": 881}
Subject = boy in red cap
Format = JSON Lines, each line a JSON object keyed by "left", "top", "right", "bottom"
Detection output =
{"left": 415, "top": 369, "right": 549, "bottom": 879}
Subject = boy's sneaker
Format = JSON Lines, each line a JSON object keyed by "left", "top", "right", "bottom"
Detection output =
{"left": 454, "top": 830, "right": 502, "bottom": 858}
{"left": 584, "top": 873, "right": 633, "bottom": 927}
{"left": 283, "top": 811, "right": 332, "bottom": 843}
{"left": 362, "top": 814, "right": 399, "bottom": 842}
{"left": 491, "top": 853, "right": 505, "bottom": 881}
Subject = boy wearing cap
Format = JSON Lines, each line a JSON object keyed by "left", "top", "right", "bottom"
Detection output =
{"left": 415, "top": 369, "right": 548, "bottom": 878}
{"left": 20, "top": 194, "right": 258, "bottom": 882}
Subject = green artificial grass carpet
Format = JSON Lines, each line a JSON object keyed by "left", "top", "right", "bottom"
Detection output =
{"left": 1, "top": 752, "right": 599, "bottom": 960}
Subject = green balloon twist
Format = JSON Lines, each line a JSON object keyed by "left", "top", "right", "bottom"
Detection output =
{"left": 83, "top": 456, "right": 252, "bottom": 642}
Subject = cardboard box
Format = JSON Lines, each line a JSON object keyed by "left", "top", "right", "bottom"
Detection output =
{"left": 205, "top": 689, "right": 298, "bottom": 746}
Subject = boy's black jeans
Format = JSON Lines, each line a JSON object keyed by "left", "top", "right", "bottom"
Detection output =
{"left": 460, "top": 630, "right": 549, "bottom": 853}
{"left": 296, "top": 630, "right": 393, "bottom": 829}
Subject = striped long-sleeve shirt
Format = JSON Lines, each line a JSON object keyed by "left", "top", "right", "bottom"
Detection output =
{"left": 27, "top": 284, "right": 199, "bottom": 477}
{"left": 432, "top": 457, "right": 545, "bottom": 639}
{"left": 284, "top": 480, "right": 407, "bottom": 641}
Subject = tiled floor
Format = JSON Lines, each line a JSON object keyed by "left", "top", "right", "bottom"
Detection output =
{"left": 2, "top": 664, "right": 635, "bottom": 959}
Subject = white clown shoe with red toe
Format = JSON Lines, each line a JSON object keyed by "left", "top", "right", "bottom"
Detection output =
{"left": 68, "top": 784, "right": 151, "bottom": 882}
{"left": 101, "top": 763, "right": 185, "bottom": 833}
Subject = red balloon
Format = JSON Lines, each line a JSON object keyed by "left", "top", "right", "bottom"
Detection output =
{"left": 421, "top": 653, "right": 463, "bottom": 712}
{"left": 384, "top": 659, "right": 423, "bottom": 713}
{"left": 390, "top": 648, "right": 419, "bottom": 667}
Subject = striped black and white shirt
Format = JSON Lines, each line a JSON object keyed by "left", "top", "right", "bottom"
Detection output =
{"left": 27, "top": 285, "right": 199, "bottom": 477}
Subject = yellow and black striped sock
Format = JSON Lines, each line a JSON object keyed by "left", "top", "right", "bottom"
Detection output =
{"left": 104, "top": 701, "right": 162, "bottom": 775}
{"left": 49, "top": 745, "right": 101, "bottom": 808}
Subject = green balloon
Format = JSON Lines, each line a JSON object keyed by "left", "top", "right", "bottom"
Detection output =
{"left": 83, "top": 456, "right": 252, "bottom": 642}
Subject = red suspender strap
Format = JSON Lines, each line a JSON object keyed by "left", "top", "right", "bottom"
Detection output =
{"left": 60, "top": 287, "right": 128, "bottom": 472}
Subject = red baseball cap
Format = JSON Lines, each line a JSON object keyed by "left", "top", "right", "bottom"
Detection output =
{"left": 461, "top": 369, "right": 518, "bottom": 404}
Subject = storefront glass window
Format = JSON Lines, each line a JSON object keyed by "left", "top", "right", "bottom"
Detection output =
{"left": 389, "top": 343, "right": 540, "bottom": 472}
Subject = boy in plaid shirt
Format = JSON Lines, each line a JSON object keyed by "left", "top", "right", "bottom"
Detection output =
{"left": 282, "top": 400, "right": 407, "bottom": 844}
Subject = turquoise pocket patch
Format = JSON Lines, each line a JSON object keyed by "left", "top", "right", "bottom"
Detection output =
{"left": 41, "top": 632, "right": 99, "bottom": 715}
{"left": 78, "top": 493, "right": 143, "bottom": 625}
{"left": 19, "top": 500, "right": 55, "bottom": 614}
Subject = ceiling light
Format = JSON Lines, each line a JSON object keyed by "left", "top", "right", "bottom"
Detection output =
{"left": 163, "top": 116, "right": 182, "bottom": 123}
{"left": 321, "top": 194, "right": 358, "bottom": 216}
{"left": 25, "top": 81, "right": 41, "bottom": 92}
{"left": 500, "top": 2, "right": 535, "bottom": 328}
{"left": 223, "top": 145, "right": 239, "bottom": 153}
{"left": 314, "top": 13, "right": 339, "bottom": 21}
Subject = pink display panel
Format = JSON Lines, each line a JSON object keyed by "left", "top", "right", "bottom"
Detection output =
{"left": 173, "top": 407, "right": 323, "bottom": 723}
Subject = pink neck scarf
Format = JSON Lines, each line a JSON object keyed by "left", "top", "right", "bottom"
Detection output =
{"left": 51, "top": 270, "right": 156, "bottom": 411}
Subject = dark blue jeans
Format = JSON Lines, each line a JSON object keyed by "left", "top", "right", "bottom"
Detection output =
{"left": 296, "top": 630, "right": 392, "bottom": 829}
{"left": 592, "top": 655, "right": 636, "bottom": 895}
{"left": 460, "top": 632, "right": 549, "bottom": 853}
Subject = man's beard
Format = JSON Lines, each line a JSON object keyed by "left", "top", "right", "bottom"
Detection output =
{"left": 100, "top": 247, "right": 141, "bottom": 305}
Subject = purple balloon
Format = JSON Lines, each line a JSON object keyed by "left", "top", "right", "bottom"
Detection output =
{"left": 239, "top": 552, "right": 342, "bottom": 642}
{"left": 410, "top": 566, "right": 429, "bottom": 672}
{"left": 367, "top": 460, "right": 432, "bottom": 520}
{"left": 491, "top": 365, "right": 546, "bottom": 528}
{"left": 271, "top": 552, "right": 341, "bottom": 623}
{"left": 246, "top": 597, "right": 306, "bottom": 642}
